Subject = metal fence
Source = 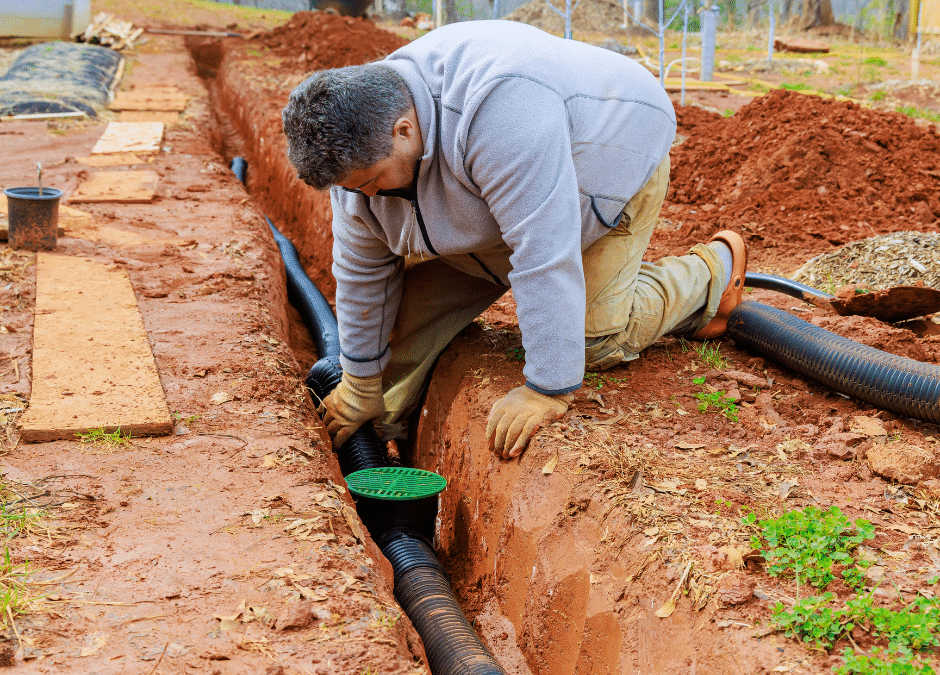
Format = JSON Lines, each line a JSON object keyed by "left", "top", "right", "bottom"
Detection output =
{"left": 209, "top": 0, "right": 917, "bottom": 40}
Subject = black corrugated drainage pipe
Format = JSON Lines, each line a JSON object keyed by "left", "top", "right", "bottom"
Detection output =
{"left": 233, "top": 158, "right": 506, "bottom": 675}
{"left": 727, "top": 300, "right": 940, "bottom": 424}
{"left": 743, "top": 271, "right": 834, "bottom": 305}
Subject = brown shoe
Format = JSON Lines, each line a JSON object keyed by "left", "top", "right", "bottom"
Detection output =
{"left": 691, "top": 231, "right": 747, "bottom": 340}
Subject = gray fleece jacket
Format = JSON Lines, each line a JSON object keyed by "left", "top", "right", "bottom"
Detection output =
{"left": 330, "top": 20, "right": 676, "bottom": 395}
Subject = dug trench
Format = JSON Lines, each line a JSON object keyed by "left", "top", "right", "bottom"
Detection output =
{"left": 189, "top": 15, "right": 940, "bottom": 675}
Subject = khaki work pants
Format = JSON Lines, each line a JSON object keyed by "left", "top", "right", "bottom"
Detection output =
{"left": 380, "top": 156, "right": 724, "bottom": 430}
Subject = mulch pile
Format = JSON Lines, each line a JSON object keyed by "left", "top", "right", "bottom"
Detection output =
{"left": 663, "top": 90, "right": 940, "bottom": 271}
{"left": 252, "top": 11, "right": 408, "bottom": 70}
{"left": 505, "top": 0, "right": 630, "bottom": 35}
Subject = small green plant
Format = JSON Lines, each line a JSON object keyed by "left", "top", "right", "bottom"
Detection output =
{"left": 863, "top": 56, "right": 888, "bottom": 67}
{"left": 583, "top": 372, "right": 626, "bottom": 390}
{"left": 870, "top": 90, "right": 887, "bottom": 102}
{"left": 173, "top": 411, "right": 201, "bottom": 424}
{"left": 76, "top": 427, "right": 133, "bottom": 450}
{"left": 781, "top": 82, "right": 811, "bottom": 92}
{"left": 722, "top": 109, "right": 735, "bottom": 117}
{"left": 506, "top": 346, "right": 525, "bottom": 361}
{"left": 745, "top": 505, "right": 874, "bottom": 591}
{"left": 692, "top": 376, "right": 738, "bottom": 422}
{"left": 772, "top": 592, "right": 848, "bottom": 649}
{"left": 693, "top": 340, "right": 728, "bottom": 369}
{"left": 836, "top": 645, "right": 936, "bottom": 675}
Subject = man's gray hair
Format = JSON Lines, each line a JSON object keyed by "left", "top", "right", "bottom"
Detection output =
{"left": 282, "top": 64, "right": 413, "bottom": 190}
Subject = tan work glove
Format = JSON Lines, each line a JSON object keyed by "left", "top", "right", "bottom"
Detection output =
{"left": 317, "top": 372, "right": 384, "bottom": 449}
{"left": 486, "top": 385, "right": 573, "bottom": 460}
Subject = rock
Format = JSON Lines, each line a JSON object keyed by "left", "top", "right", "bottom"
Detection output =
{"left": 265, "top": 667, "right": 287, "bottom": 675}
{"left": 723, "top": 370, "right": 768, "bottom": 389}
{"left": 773, "top": 36, "right": 830, "bottom": 53}
{"left": 274, "top": 600, "right": 328, "bottom": 631}
{"left": 717, "top": 571, "right": 755, "bottom": 606}
{"left": 814, "top": 432, "right": 868, "bottom": 460}
{"left": 868, "top": 442, "right": 938, "bottom": 484}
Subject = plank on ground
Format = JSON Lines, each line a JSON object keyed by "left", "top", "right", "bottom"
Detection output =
{"left": 77, "top": 153, "right": 145, "bottom": 167}
{"left": 109, "top": 89, "right": 187, "bottom": 111}
{"left": 91, "top": 121, "right": 164, "bottom": 155}
{"left": 19, "top": 253, "right": 172, "bottom": 441}
{"left": 67, "top": 170, "right": 159, "bottom": 203}
{"left": 120, "top": 111, "right": 180, "bottom": 124}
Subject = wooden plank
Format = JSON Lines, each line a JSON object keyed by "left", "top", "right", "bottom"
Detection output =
{"left": 91, "top": 122, "right": 164, "bottom": 155}
{"left": 120, "top": 111, "right": 180, "bottom": 124}
{"left": 109, "top": 89, "right": 187, "bottom": 112}
{"left": 67, "top": 171, "right": 159, "bottom": 204}
{"left": 77, "top": 153, "right": 145, "bottom": 167}
{"left": 19, "top": 253, "right": 172, "bottom": 441}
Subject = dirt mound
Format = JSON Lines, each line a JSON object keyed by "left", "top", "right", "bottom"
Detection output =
{"left": 664, "top": 90, "right": 940, "bottom": 271}
{"left": 505, "top": 0, "right": 628, "bottom": 35}
{"left": 252, "top": 11, "right": 408, "bottom": 70}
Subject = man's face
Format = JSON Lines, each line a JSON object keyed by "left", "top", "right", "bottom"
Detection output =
{"left": 336, "top": 108, "right": 423, "bottom": 197}
{"left": 338, "top": 150, "right": 414, "bottom": 197}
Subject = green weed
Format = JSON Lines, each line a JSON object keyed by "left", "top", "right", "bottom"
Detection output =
{"left": 172, "top": 411, "right": 201, "bottom": 424}
{"left": 745, "top": 505, "right": 874, "bottom": 591}
{"left": 506, "top": 346, "right": 525, "bottom": 361}
{"left": 76, "top": 427, "right": 133, "bottom": 451}
{"left": 836, "top": 646, "right": 936, "bottom": 674}
{"left": 863, "top": 56, "right": 888, "bottom": 67}
{"left": 583, "top": 372, "right": 626, "bottom": 390}
{"left": 772, "top": 592, "right": 849, "bottom": 649}
{"left": 0, "top": 547, "right": 36, "bottom": 627}
{"left": 781, "top": 82, "right": 811, "bottom": 92}
{"left": 722, "top": 109, "right": 735, "bottom": 117}
{"left": 692, "top": 376, "right": 738, "bottom": 422}
{"left": 870, "top": 90, "right": 887, "bottom": 101}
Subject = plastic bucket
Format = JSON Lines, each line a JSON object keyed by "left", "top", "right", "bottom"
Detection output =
{"left": 4, "top": 187, "right": 62, "bottom": 251}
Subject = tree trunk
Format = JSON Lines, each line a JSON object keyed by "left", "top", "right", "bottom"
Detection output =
{"left": 800, "top": 0, "right": 835, "bottom": 28}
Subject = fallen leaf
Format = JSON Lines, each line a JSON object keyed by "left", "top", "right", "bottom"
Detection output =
{"left": 295, "top": 585, "right": 327, "bottom": 601}
{"left": 719, "top": 545, "right": 745, "bottom": 569}
{"left": 249, "top": 508, "right": 269, "bottom": 525}
{"left": 80, "top": 635, "right": 107, "bottom": 657}
{"left": 694, "top": 479, "right": 708, "bottom": 491}
{"left": 542, "top": 454, "right": 558, "bottom": 475}
{"left": 342, "top": 503, "right": 367, "bottom": 543}
{"left": 779, "top": 480, "right": 799, "bottom": 499}
{"left": 643, "top": 526, "right": 660, "bottom": 537}
{"left": 889, "top": 524, "right": 923, "bottom": 536}
{"left": 261, "top": 454, "right": 277, "bottom": 469}
{"left": 849, "top": 415, "right": 887, "bottom": 438}
{"left": 654, "top": 597, "right": 677, "bottom": 618}
{"left": 675, "top": 441, "right": 706, "bottom": 450}
{"left": 219, "top": 618, "right": 240, "bottom": 631}
{"left": 211, "top": 392, "right": 234, "bottom": 405}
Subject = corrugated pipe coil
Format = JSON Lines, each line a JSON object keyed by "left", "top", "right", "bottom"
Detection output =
{"left": 728, "top": 301, "right": 940, "bottom": 424}
{"left": 232, "top": 158, "right": 506, "bottom": 675}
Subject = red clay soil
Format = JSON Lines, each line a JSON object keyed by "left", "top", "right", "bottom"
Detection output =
{"left": 252, "top": 12, "right": 408, "bottom": 72}
{"left": 663, "top": 90, "right": 940, "bottom": 273}
{"left": 3, "top": 10, "right": 940, "bottom": 675}
{"left": 198, "top": 18, "right": 940, "bottom": 675}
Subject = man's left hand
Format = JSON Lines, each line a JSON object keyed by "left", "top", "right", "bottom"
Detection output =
{"left": 486, "top": 385, "right": 573, "bottom": 459}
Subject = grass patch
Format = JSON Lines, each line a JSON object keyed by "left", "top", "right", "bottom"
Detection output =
{"left": 689, "top": 339, "right": 728, "bottom": 370}
{"left": 781, "top": 82, "right": 811, "bottom": 92}
{"left": 76, "top": 427, "right": 133, "bottom": 452}
{"left": 896, "top": 106, "right": 940, "bottom": 124}
{"left": 863, "top": 56, "right": 888, "bottom": 67}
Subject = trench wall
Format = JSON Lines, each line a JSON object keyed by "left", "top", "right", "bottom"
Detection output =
{"left": 199, "top": 37, "right": 791, "bottom": 675}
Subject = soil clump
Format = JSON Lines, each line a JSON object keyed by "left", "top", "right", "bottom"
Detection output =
{"left": 252, "top": 11, "right": 408, "bottom": 70}
{"left": 665, "top": 89, "right": 940, "bottom": 273}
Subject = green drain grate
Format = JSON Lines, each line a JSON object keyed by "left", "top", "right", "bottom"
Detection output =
{"left": 346, "top": 467, "right": 446, "bottom": 501}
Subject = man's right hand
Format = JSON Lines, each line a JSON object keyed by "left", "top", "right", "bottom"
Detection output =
{"left": 317, "top": 372, "right": 385, "bottom": 449}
